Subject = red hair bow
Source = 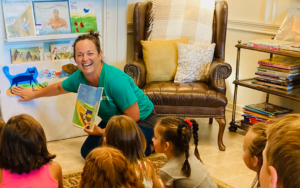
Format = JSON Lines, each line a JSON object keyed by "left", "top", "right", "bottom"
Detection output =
{"left": 185, "top": 119, "right": 192, "bottom": 127}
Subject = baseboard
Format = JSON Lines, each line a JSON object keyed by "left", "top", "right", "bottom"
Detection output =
{"left": 226, "top": 102, "right": 243, "bottom": 115}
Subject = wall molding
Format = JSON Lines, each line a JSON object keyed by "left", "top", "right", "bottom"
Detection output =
{"left": 127, "top": 20, "right": 281, "bottom": 35}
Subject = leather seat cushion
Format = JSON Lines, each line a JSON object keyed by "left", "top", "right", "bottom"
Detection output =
{"left": 143, "top": 81, "right": 227, "bottom": 107}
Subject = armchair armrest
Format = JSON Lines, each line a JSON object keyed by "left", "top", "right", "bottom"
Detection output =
{"left": 124, "top": 58, "right": 146, "bottom": 88}
{"left": 208, "top": 58, "right": 232, "bottom": 95}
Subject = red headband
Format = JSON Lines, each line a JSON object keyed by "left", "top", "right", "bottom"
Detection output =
{"left": 185, "top": 119, "right": 192, "bottom": 127}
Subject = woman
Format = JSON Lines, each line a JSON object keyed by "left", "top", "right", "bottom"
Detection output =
{"left": 11, "top": 31, "right": 156, "bottom": 159}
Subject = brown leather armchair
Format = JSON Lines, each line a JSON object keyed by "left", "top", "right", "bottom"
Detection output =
{"left": 124, "top": 1, "right": 232, "bottom": 151}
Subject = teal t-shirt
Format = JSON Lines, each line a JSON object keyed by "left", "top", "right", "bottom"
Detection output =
{"left": 62, "top": 63, "right": 154, "bottom": 123}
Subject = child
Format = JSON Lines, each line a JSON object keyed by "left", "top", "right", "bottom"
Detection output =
{"left": 152, "top": 117, "right": 217, "bottom": 188}
{"left": 0, "top": 114, "right": 63, "bottom": 188}
{"left": 79, "top": 146, "right": 145, "bottom": 188}
{"left": 259, "top": 114, "right": 300, "bottom": 188}
{"left": 0, "top": 118, "right": 5, "bottom": 134}
{"left": 104, "top": 115, "right": 161, "bottom": 188}
{"left": 243, "top": 122, "right": 267, "bottom": 188}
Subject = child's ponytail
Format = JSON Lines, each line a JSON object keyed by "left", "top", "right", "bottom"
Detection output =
{"left": 177, "top": 123, "right": 191, "bottom": 177}
{"left": 190, "top": 119, "right": 203, "bottom": 163}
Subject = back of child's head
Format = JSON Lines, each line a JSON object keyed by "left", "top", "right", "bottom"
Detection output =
{"left": 244, "top": 122, "right": 267, "bottom": 172}
{"left": 263, "top": 114, "right": 300, "bottom": 188}
{"left": 0, "top": 117, "right": 5, "bottom": 135}
{"left": 104, "top": 115, "right": 149, "bottom": 181}
{"left": 80, "top": 146, "right": 145, "bottom": 188}
{"left": 0, "top": 114, "right": 55, "bottom": 174}
{"left": 155, "top": 117, "right": 201, "bottom": 177}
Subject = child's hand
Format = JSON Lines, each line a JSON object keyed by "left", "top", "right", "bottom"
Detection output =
{"left": 84, "top": 123, "right": 105, "bottom": 136}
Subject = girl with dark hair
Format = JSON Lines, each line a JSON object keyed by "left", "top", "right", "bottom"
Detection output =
{"left": 79, "top": 146, "right": 145, "bottom": 188}
{"left": 152, "top": 117, "right": 217, "bottom": 188}
{"left": 11, "top": 31, "right": 156, "bottom": 159}
{"left": 104, "top": 115, "right": 162, "bottom": 188}
{"left": 0, "top": 114, "right": 63, "bottom": 188}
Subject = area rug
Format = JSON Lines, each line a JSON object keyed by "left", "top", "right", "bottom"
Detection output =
{"left": 63, "top": 155, "right": 233, "bottom": 188}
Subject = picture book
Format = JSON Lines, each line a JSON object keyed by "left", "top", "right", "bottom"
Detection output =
{"left": 255, "top": 72, "right": 300, "bottom": 81}
{"left": 33, "top": 0, "right": 71, "bottom": 36}
{"left": 252, "top": 80, "right": 300, "bottom": 91}
{"left": 11, "top": 47, "right": 43, "bottom": 63}
{"left": 258, "top": 65, "right": 300, "bottom": 74}
{"left": 43, "top": 40, "right": 72, "bottom": 60}
{"left": 254, "top": 77, "right": 300, "bottom": 86}
{"left": 72, "top": 84, "right": 103, "bottom": 131}
{"left": 2, "top": 0, "right": 36, "bottom": 38}
{"left": 275, "top": 8, "right": 300, "bottom": 42}
{"left": 258, "top": 56, "right": 300, "bottom": 70}
{"left": 69, "top": 0, "right": 98, "bottom": 33}
{"left": 50, "top": 43, "right": 74, "bottom": 60}
{"left": 244, "top": 103, "right": 293, "bottom": 116}
{"left": 243, "top": 109, "right": 289, "bottom": 119}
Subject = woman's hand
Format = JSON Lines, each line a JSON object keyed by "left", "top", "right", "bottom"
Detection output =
{"left": 11, "top": 86, "right": 35, "bottom": 101}
{"left": 84, "top": 122, "right": 105, "bottom": 136}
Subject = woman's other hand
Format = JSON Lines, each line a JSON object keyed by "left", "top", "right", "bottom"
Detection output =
{"left": 84, "top": 122, "right": 105, "bottom": 136}
{"left": 11, "top": 86, "right": 35, "bottom": 102}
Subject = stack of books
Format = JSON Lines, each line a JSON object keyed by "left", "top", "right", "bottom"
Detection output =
{"left": 248, "top": 39, "right": 293, "bottom": 50}
{"left": 242, "top": 102, "right": 293, "bottom": 125}
{"left": 252, "top": 56, "right": 300, "bottom": 91}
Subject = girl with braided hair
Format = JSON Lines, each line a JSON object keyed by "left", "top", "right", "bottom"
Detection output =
{"left": 152, "top": 117, "right": 217, "bottom": 188}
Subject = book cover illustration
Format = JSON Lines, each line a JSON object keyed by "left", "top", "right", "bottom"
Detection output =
{"left": 245, "top": 103, "right": 293, "bottom": 116}
{"left": 11, "top": 47, "right": 43, "bottom": 63}
{"left": 33, "top": 0, "right": 71, "bottom": 36}
{"left": 258, "top": 56, "right": 300, "bottom": 70}
{"left": 43, "top": 40, "right": 71, "bottom": 60}
{"left": 275, "top": 8, "right": 300, "bottom": 43}
{"left": 50, "top": 43, "right": 74, "bottom": 60}
{"left": 72, "top": 84, "right": 103, "bottom": 131}
{"left": 2, "top": 66, "right": 48, "bottom": 96}
{"left": 69, "top": 0, "right": 97, "bottom": 33}
{"left": 2, "top": 1, "right": 36, "bottom": 38}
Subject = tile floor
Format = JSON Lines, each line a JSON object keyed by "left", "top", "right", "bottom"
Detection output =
{"left": 47, "top": 111, "right": 255, "bottom": 188}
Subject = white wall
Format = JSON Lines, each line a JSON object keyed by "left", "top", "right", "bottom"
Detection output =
{"left": 126, "top": 0, "right": 300, "bottom": 115}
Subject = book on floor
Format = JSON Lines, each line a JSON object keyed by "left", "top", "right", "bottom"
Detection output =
{"left": 72, "top": 84, "right": 103, "bottom": 131}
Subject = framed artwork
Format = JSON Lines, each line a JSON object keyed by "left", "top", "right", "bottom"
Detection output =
{"left": 32, "top": 0, "right": 72, "bottom": 36}
{"left": 2, "top": 0, "right": 36, "bottom": 38}
{"left": 11, "top": 47, "right": 43, "bottom": 64}
{"left": 69, "top": 0, "right": 98, "bottom": 33}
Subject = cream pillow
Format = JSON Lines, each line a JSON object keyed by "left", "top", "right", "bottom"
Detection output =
{"left": 141, "top": 37, "right": 189, "bottom": 83}
{"left": 174, "top": 43, "right": 216, "bottom": 83}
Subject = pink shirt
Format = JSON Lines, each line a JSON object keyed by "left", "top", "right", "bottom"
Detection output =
{"left": 0, "top": 163, "right": 58, "bottom": 188}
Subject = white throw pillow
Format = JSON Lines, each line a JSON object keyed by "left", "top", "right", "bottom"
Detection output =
{"left": 174, "top": 43, "right": 216, "bottom": 83}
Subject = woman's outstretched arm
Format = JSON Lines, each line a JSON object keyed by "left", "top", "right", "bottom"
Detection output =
{"left": 11, "top": 82, "right": 69, "bottom": 102}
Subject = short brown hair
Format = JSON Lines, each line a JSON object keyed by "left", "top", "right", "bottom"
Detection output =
{"left": 248, "top": 122, "right": 267, "bottom": 161}
{"left": 266, "top": 114, "right": 300, "bottom": 188}
{"left": 73, "top": 30, "right": 101, "bottom": 59}
{"left": 156, "top": 117, "right": 202, "bottom": 177}
{"left": 105, "top": 115, "right": 150, "bottom": 181}
{"left": 0, "top": 114, "right": 55, "bottom": 174}
{"left": 0, "top": 117, "right": 5, "bottom": 134}
{"left": 80, "top": 146, "right": 145, "bottom": 188}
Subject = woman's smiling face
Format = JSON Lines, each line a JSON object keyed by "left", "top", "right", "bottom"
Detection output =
{"left": 74, "top": 39, "right": 102, "bottom": 76}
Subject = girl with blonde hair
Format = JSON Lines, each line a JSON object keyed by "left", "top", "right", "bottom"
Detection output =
{"left": 104, "top": 115, "right": 161, "bottom": 188}
{"left": 79, "top": 146, "right": 145, "bottom": 188}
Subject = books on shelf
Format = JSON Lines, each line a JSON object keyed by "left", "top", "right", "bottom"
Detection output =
{"left": 258, "top": 56, "right": 300, "bottom": 70}
{"left": 72, "top": 84, "right": 103, "bottom": 131}
{"left": 2, "top": 0, "right": 36, "bottom": 38}
{"left": 69, "top": 0, "right": 98, "bottom": 33}
{"left": 241, "top": 103, "right": 293, "bottom": 126}
{"left": 258, "top": 65, "right": 300, "bottom": 74}
{"left": 280, "top": 42, "right": 300, "bottom": 52}
{"left": 247, "top": 39, "right": 293, "bottom": 50}
{"left": 50, "top": 43, "right": 74, "bottom": 60}
{"left": 10, "top": 47, "right": 43, "bottom": 63}
{"left": 33, "top": 0, "right": 72, "bottom": 36}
